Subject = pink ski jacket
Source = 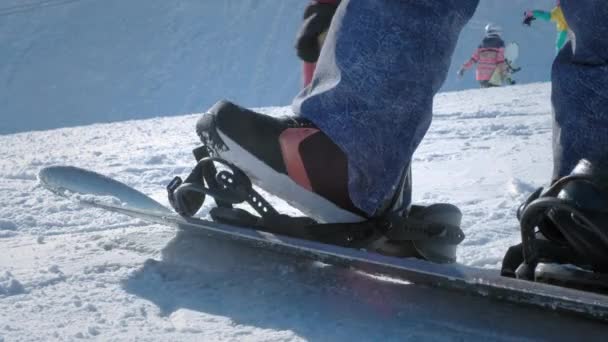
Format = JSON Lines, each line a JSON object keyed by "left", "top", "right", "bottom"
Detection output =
{"left": 462, "top": 36, "right": 506, "bottom": 81}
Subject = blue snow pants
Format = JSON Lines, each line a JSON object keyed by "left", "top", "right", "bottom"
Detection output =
{"left": 292, "top": 0, "right": 478, "bottom": 215}
{"left": 293, "top": 0, "right": 608, "bottom": 216}
{"left": 552, "top": 1, "right": 608, "bottom": 180}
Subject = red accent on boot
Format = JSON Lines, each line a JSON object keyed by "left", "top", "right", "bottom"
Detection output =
{"left": 303, "top": 62, "right": 316, "bottom": 87}
{"left": 279, "top": 128, "right": 319, "bottom": 191}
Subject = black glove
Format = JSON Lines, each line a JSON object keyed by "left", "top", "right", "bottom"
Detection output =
{"left": 523, "top": 11, "right": 536, "bottom": 26}
{"left": 457, "top": 68, "right": 465, "bottom": 78}
{"left": 295, "top": 1, "right": 340, "bottom": 63}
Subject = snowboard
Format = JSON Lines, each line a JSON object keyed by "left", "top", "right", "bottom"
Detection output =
{"left": 504, "top": 41, "right": 519, "bottom": 66}
{"left": 38, "top": 165, "right": 608, "bottom": 323}
{"left": 489, "top": 42, "right": 520, "bottom": 86}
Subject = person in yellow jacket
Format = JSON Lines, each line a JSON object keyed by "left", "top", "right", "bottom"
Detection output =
{"left": 523, "top": 0, "right": 570, "bottom": 53}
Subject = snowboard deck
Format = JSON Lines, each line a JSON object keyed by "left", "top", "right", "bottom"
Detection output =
{"left": 38, "top": 165, "right": 608, "bottom": 323}
{"left": 505, "top": 42, "right": 519, "bottom": 64}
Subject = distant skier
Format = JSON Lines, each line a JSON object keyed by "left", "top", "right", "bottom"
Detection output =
{"left": 178, "top": 0, "right": 608, "bottom": 273}
{"left": 296, "top": 0, "right": 340, "bottom": 87}
{"left": 457, "top": 24, "right": 510, "bottom": 88}
{"left": 523, "top": 0, "right": 571, "bottom": 53}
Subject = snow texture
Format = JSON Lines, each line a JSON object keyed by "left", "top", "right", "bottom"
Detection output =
{"left": 2, "top": 83, "right": 608, "bottom": 340}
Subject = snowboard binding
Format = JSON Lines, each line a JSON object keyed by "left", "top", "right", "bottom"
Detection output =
{"left": 502, "top": 159, "right": 608, "bottom": 293}
{"left": 167, "top": 146, "right": 465, "bottom": 264}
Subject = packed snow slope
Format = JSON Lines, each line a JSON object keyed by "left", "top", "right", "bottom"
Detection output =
{"left": 1, "top": 0, "right": 559, "bottom": 134}
{"left": 2, "top": 83, "right": 608, "bottom": 341}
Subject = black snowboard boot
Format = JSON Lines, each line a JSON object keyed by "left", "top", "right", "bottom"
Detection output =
{"left": 503, "top": 159, "right": 608, "bottom": 281}
{"left": 544, "top": 159, "right": 608, "bottom": 271}
{"left": 194, "top": 100, "right": 366, "bottom": 224}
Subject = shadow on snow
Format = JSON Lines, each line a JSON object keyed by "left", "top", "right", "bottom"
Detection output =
{"left": 122, "top": 230, "right": 608, "bottom": 341}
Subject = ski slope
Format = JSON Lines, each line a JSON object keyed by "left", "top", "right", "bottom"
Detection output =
{"left": 1, "top": 0, "right": 559, "bottom": 135}
{"left": 2, "top": 83, "right": 608, "bottom": 340}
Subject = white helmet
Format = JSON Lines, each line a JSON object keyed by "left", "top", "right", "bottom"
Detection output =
{"left": 485, "top": 23, "right": 502, "bottom": 37}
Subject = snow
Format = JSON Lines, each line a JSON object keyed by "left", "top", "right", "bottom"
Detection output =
{"left": 1, "top": 0, "right": 559, "bottom": 135}
{"left": 2, "top": 82, "right": 608, "bottom": 340}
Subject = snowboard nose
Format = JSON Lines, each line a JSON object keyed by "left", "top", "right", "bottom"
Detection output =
{"left": 38, "top": 165, "right": 171, "bottom": 214}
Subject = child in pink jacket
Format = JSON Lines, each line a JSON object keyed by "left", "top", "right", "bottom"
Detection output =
{"left": 458, "top": 24, "right": 507, "bottom": 88}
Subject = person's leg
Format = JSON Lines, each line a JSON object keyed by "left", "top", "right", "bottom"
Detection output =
{"left": 479, "top": 80, "right": 491, "bottom": 88}
{"left": 293, "top": 0, "right": 479, "bottom": 216}
{"left": 507, "top": 0, "right": 608, "bottom": 275}
{"left": 552, "top": 1, "right": 608, "bottom": 180}
{"left": 479, "top": 80, "right": 501, "bottom": 88}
